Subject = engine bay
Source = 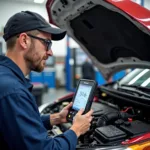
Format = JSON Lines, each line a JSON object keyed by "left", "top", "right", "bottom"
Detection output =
{"left": 40, "top": 87, "right": 150, "bottom": 149}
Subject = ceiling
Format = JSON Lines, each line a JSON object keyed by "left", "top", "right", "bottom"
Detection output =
{"left": 1, "top": 0, "right": 46, "bottom": 4}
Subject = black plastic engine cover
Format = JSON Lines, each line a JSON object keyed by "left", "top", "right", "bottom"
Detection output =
{"left": 119, "top": 120, "right": 150, "bottom": 136}
{"left": 94, "top": 125, "right": 126, "bottom": 143}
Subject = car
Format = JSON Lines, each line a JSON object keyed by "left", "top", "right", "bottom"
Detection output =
{"left": 39, "top": 0, "right": 150, "bottom": 149}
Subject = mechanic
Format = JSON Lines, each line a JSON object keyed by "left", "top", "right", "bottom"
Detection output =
{"left": 0, "top": 11, "right": 93, "bottom": 150}
{"left": 82, "top": 58, "right": 95, "bottom": 80}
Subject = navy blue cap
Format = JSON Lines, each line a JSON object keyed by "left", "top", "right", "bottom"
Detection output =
{"left": 3, "top": 11, "right": 66, "bottom": 41}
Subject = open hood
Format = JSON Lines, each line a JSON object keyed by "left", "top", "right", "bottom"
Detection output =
{"left": 46, "top": 0, "right": 150, "bottom": 80}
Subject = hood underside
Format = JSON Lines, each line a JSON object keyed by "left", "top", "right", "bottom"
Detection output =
{"left": 47, "top": 0, "right": 150, "bottom": 80}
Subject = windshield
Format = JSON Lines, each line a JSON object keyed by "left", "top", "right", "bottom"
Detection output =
{"left": 118, "top": 69, "right": 150, "bottom": 87}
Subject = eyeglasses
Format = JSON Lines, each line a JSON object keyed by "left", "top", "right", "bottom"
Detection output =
{"left": 27, "top": 34, "right": 52, "bottom": 51}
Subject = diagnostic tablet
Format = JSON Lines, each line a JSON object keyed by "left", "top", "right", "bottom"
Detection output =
{"left": 67, "top": 79, "right": 97, "bottom": 122}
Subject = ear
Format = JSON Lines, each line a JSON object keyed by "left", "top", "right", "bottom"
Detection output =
{"left": 18, "top": 33, "right": 30, "bottom": 50}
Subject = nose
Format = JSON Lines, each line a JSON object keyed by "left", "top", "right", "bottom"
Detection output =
{"left": 46, "top": 49, "right": 53, "bottom": 56}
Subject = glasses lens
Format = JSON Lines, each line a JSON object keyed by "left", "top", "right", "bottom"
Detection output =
{"left": 27, "top": 34, "right": 52, "bottom": 51}
{"left": 47, "top": 41, "right": 52, "bottom": 51}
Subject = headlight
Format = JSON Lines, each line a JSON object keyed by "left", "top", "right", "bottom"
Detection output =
{"left": 127, "top": 140, "right": 150, "bottom": 150}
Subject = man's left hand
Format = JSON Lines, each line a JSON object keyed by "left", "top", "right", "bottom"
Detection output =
{"left": 50, "top": 102, "right": 72, "bottom": 126}
{"left": 59, "top": 102, "right": 73, "bottom": 123}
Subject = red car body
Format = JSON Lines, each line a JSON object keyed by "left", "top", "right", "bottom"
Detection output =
{"left": 44, "top": 0, "right": 150, "bottom": 149}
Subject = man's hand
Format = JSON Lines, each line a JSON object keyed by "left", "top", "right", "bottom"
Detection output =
{"left": 59, "top": 102, "right": 73, "bottom": 123}
{"left": 50, "top": 102, "right": 72, "bottom": 126}
{"left": 70, "top": 109, "right": 93, "bottom": 137}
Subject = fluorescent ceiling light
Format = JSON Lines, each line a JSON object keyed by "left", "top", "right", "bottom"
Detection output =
{"left": 128, "top": 69, "right": 149, "bottom": 85}
{"left": 34, "top": 0, "right": 45, "bottom": 4}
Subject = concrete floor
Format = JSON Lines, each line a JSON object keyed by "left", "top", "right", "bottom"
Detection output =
{"left": 42, "top": 88, "right": 71, "bottom": 104}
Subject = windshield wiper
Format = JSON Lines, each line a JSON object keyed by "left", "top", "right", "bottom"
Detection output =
{"left": 117, "top": 84, "right": 150, "bottom": 98}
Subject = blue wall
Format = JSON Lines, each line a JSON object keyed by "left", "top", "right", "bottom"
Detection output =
{"left": 30, "top": 68, "right": 56, "bottom": 89}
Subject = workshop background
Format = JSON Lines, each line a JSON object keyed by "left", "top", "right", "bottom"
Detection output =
{"left": 0, "top": 0, "right": 149, "bottom": 106}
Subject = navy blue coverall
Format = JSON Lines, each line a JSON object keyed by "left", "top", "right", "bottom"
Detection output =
{"left": 0, "top": 55, "right": 77, "bottom": 150}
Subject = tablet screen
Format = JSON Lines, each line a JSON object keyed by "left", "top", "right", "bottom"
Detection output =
{"left": 72, "top": 83, "right": 92, "bottom": 111}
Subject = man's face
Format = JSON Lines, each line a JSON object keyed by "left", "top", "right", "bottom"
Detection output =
{"left": 24, "top": 32, "right": 53, "bottom": 72}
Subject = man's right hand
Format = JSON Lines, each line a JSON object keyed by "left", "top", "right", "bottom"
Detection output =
{"left": 70, "top": 109, "right": 93, "bottom": 137}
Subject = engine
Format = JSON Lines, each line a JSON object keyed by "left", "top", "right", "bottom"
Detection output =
{"left": 40, "top": 89, "right": 150, "bottom": 149}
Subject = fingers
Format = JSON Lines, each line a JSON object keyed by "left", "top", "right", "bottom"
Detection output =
{"left": 72, "top": 110, "right": 93, "bottom": 137}
{"left": 64, "top": 102, "right": 73, "bottom": 110}
{"left": 85, "top": 109, "right": 93, "bottom": 117}
{"left": 77, "top": 109, "right": 84, "bottom": 115}
{"left": 76, "top": 109, "right": 93, "bottom": 117}
{"left": 88, "top": 116, "right": 93, "bottom": 122}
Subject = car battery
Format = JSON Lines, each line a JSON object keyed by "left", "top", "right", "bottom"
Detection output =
{"left": 94, "top": 125, "right": 126, "bottom": 143}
